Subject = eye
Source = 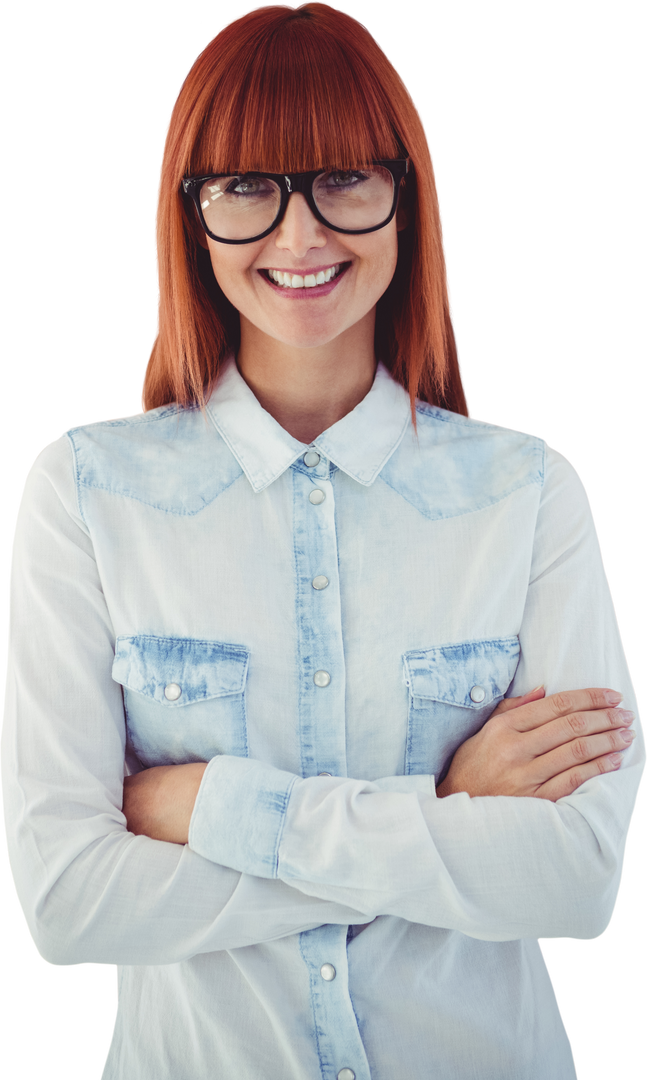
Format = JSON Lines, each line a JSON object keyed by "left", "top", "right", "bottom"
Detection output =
{"left": 227, "top": 176, "right": 272, "bottom": 196}
{"left": 325, "top": 170, "right": 367, "bottom": 189}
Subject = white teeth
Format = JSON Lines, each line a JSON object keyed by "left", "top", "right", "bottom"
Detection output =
{"left": 267, "top": 265, "right": 342, "bottom": 288}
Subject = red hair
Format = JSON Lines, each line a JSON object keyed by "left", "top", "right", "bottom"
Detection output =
{"left": 144, "top": 3, "right": 468, "bottom": 418}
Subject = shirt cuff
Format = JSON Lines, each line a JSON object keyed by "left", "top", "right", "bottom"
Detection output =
{"left": 188, "top": 760, "right": 436, "bottom": 879}
{"left": 188, "top": 755, "right": 298, "bottom": 877}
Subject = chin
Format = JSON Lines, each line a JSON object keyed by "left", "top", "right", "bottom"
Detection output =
{"left": 285, "top": 334, "right": 340, "bottom": 349}
{"left": 266, "top": 322, "right": 350, "bottom": 350}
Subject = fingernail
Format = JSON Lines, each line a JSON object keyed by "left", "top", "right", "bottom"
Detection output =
{"left": 618, "top": 709, "right": 634, "bottom": 722}
{"left": 530, "top": 685, "right": 544, "bottom": 693}
{"left": 609, "top": 754, "right": 623, "bottom": 767}
{"left": 605, "top": 691, "right": 623, "bottom": 705}
{"left": 620, "top": 729, "right": 636, "bottom": 743}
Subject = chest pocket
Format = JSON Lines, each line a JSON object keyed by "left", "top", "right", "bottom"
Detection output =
{"left": 112, "top": 635, "right": 249, "bottom": 768}
{"left": 402, "top": 636, "right": 520, "bottom": 780}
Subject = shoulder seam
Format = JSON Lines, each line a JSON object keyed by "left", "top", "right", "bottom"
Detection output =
{"left": 65, "top": 431, "right": 87, "bottom": 526}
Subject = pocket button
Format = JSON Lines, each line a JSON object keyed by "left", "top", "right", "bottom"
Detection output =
{"left": 164, "top": 682, "right": 182, "bottom": 701}
{"left": 470, "top": 685, "right": 486, "bottom": 703}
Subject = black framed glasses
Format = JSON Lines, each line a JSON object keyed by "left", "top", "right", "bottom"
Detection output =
{"left": 182, "top": 160, "right": 409, "bottom": 244}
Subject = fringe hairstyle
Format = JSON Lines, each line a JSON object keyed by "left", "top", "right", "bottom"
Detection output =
{"left": 144, "top": 3, "right": 468, "bottom": 418}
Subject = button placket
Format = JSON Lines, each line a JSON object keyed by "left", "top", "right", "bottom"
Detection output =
{"left": 299, "top": 925, "right": 371, "bottom": 1080}
{"left": 306, "top": 460, "right": 332, "bottom": 720}
{"left": 295, "top": 457, "right": 367, "bottom": 1080}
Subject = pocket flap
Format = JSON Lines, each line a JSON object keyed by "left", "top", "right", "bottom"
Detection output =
{"left": 112, "top": 635, "right": 249, "bottom": 707}
{"left": 403, "top": 636, "right": 520, "bottom": 708}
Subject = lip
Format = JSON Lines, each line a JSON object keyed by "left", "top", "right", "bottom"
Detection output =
{"left": 261, "top": 263, "right": 346, "bottom": 275}
{"left": 258, "top": 262, "right": 351, "bottom": 299}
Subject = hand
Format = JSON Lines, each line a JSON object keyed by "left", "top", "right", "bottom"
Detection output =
{"left": 122, "top": 762, "right": 208, "bottom": 844}
{"left": 435, "top": 687, "right": 635, "bottom": 802}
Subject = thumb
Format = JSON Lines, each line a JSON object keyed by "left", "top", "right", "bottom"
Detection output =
{"left": 491, "top": 685, "right": 545, "bottom": 716}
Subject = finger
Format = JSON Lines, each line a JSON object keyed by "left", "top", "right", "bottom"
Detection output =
{"left": 532, "top": 727, "right": 636, "bottom": 785}
{"left": 505, "top": 691, "right": 617, "bottom": 734}
{"left": 537, "top": 754, "right": 626, "bottom": 801}
{"left": 491, "top": 686, "right": 545, "bottom": 716}
{"left": 527, "top": 707, "right": 634, "bottom": 756}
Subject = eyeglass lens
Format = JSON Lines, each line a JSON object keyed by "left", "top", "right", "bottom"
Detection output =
{"left": 198, "top": 167, "right": 395, "bottom": 240}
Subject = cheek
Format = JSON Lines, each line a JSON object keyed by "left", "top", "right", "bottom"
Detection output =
{"left": 210, "top": 259, "right": 252, "bottom": 311}
{"left": 206, "top": 242, "right": 261, "bottom": 308}
{"left": 366, "top": 222, "right": 398, "bottom": 271}
{"left": 357, "top": 231, "right": 399, "bottom": 295}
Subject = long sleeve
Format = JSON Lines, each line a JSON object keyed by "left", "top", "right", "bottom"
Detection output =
{"left": 188, "top": 448, "right": 644, "bottom": 941}
{"left": 1, "top": 438, "right": 370, "bottom": 966}
{"left": 4, "top": 367, "right": 637, "bottom": 1079}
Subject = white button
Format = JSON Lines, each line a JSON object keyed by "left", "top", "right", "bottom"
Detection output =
{"left": 314, "top": 670, "right": 331, "bottom": 687}
{"left": 318, "top": 771, "right": 332, "bottom": 777}
{"left": 164, "top": 683, "right": 182, "bottom": 701}
{"left": 304, "top": 451, "right": 320, "bottom": 467}
{"left": 337, "top": 1071, "right": 356, "bottom": 1080}
{"left": 470, "top": 685, "right": 486, "bottom": 703}
{"left": 309, "top": 489, "right": 326, "bottom": 505}
{"left": 312, "top": 575, "right": 329, "bottom": 590}
{"left": 320, "top": 963, "right": 336, "bottom": 981}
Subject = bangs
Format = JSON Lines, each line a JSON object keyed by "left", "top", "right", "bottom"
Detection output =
{"left": 147, "top": 4, "right": 467, "bottom": 420}
{"left": 188, "top": 10, "right": 402, "bottom": 177}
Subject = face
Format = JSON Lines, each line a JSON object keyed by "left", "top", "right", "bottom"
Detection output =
{"left": 201, "top": 190, "right": 404, "bottom": 350}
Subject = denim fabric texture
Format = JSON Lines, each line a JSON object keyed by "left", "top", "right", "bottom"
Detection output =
{"left": 2, "top": 357, "right": 643, "bottom": 1080}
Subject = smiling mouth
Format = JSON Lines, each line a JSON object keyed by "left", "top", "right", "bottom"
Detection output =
{"left": 259, "top": 262, "right": 350, "bottom": 289}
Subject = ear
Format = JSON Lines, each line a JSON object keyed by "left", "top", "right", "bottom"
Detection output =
{"left": 194, "top": 221, "right": 209, "bottom": 250}
{"left": 396, "top": 206, "right": 408, "bottom": 231}
{"left": 396, "top": 182, "right": 409, "bottom": 232}
{"left": 186, "top": 203, "right": 209, "bottom": 250}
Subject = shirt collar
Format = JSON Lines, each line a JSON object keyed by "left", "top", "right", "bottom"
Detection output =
{"left": 206, "top": 356, "right": 411, "bottom": 493}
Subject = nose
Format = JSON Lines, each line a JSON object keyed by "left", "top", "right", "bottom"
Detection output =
{"left": 282, "top": 191, "right": 319, "bottom": 220}
{"left": 273, "top": 192, "right": 327, "bottom": 258}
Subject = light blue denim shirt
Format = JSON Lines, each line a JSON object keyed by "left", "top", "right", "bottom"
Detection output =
{"left": 2, "top": 358, "right": 643, "bottom": 1080}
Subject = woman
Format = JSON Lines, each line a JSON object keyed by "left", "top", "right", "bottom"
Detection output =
{"left": 2, "top": 4, "right": 642, "bottom": 1079}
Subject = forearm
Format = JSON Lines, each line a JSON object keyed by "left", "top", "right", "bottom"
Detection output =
{"left": 3, "top": 819, "right": 369, "bottom": 965}
{"left": 122, "top": 762, "right": 209, "bottom": 844}
{"left": 187, "top": 742, "right": 641, "bottom": 941}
